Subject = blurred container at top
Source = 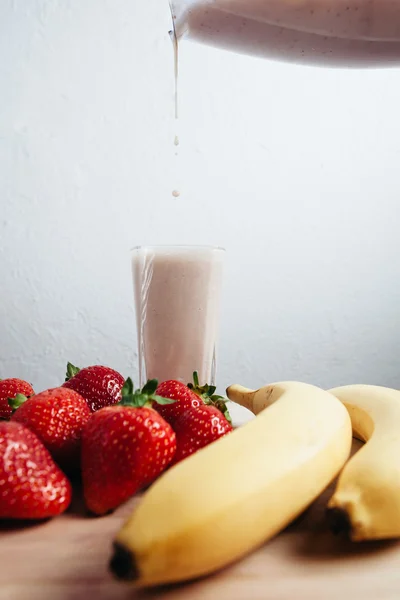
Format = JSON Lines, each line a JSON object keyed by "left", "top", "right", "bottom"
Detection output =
{"left": 170, "top": 0, "right": 400, "bottom": 66}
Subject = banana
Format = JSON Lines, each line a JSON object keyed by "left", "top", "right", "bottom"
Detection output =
{"left": 327, "top": 384, "right": 400, "bottom": 541}
{"left": 110, "top": 381, "right": 351, "bottom": 587}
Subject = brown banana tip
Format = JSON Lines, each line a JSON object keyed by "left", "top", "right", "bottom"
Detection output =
{"left": 109, "top": 542, "right": 139, "bottom": 581}
{"left": 326, "top": 506, "right": 351, "bottom": 536}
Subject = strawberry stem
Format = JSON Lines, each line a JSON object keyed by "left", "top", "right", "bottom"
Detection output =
{"left": 8, "top": 393, "right": 28, "bottom": 411}
{"left": 65, "top": 362, "right": 81, "bottom": 382}
{"left": 192, "top": 371, "right": 200, "bottom": 388}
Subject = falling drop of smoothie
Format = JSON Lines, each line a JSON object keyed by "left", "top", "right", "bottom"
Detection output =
{"left": 169, "top": 7, "right": 181, "bottom": 198}
{"left": 169, "top": 23, "right": 179, "bottom": 121}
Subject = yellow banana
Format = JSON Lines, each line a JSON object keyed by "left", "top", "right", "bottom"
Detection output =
{"left": 328, "top": 384, "right": 400, "bottom": 541}
{"left": 110, "top": 381, "right": 351, "bottom": 587}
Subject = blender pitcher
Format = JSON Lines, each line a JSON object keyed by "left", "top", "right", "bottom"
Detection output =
{"left": 170, "top": 0, "right": 400, "bottom": 66}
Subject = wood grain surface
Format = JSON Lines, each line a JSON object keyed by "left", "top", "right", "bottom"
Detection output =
{"left": 1, "top": 441, "right": 400, "bottom": 600}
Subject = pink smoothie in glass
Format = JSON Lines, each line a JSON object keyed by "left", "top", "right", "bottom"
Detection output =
{"left": 132, "top": 246, "right": 224, "bottom": 386}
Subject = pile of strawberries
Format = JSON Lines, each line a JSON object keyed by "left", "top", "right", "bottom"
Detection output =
{"left": 0, "top": 365, "right": 232, "bottom": 520}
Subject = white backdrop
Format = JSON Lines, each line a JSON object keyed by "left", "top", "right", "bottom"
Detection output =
{"left": 1, "top": 0, "right": 400, "bottom": 416}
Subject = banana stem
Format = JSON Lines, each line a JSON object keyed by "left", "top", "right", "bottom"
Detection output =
{"left": 226, "top": 384, "right": 255, "bottom": 411}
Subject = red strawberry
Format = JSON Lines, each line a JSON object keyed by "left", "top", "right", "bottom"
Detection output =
{"left": 11, "top": 387, "right": 91, "bottom": 472}
{"left": 187, "top": 371, "right": 232, "bottom": 424}
{"left": 172, "top": 404, "right": 233, "bottom": 465}
{"left": 62, "top": 362, "right": 125, "bottom": 412}
{"left": 155, "top": 379, "right": 204, "bottom": 425}
{"left": 156, "top": 371, "right": 232, "bottom": 425}
{"left": 0, "top": 378, "right": 35, "bottom": 420}
{"left": 81, "top": 378, "right": 176, "bottom": 515}
{"left": 0, "top": 421, "right": 71, "bottom": 519}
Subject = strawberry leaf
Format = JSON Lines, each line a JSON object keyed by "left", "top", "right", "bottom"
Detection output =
{"left": 122, "top": 377, "right": 135, "bottom": 397}
{"left": 187, "top": 371, "right": 216, "bottom": 398}
{"left": 119, "top": 378, "right": 176, "bottom": 409}
{"left": 65, "top": 362, "right": 81, "bottom": 382}
{"left": 8, "top": 393, "right": 28, "bottom": 411}
{"left": 134, "top": 393, "right": 149, "bottom": 406}
{"left": 188, "top": 371, "right": 232, "bottom": 423}
{"left": 204, "top": 396, "right": 232, "bottom": 424}
{"left": 142, "top": 379, "right": 158, "bottom": 396}
{"left": 119, "top": 393, "right": 145, "bottom": 408}
{"left": 152, "top": 395, "right": 176, "bottom": 406}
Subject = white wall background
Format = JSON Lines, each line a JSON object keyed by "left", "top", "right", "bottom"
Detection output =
{"left": 1, "top": 0, "right": 400, "bottom": 412}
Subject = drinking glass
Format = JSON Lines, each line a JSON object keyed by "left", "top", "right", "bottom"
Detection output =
{"left": 132, "top": 245, "right": 225, "bottom": 387}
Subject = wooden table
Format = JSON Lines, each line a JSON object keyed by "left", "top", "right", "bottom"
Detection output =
{"left": 2, "top": 441, "right": 400, "bottom": 600}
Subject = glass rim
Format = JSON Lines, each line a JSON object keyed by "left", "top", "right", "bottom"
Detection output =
{"left": 130, "top": 244, "right": 226, "bottom": 252}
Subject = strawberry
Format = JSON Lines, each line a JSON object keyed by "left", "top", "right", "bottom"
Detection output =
{"left": 62, "top": 362, "right": 125, "bottom": 412}
{"left": 156, "top": 371, "right": 232, "bottom": 425}
{"left": 172, "top": 404, "right": 233, "bottom": 465}
{"left": 11, "top": 387, "right": 91, "bottom": 472}
{"left": 155, "top": 379, "right": 204, "bottom": 425}
{"left": 0, "top": 378, "right": 34, "bottom": 420}
{"left": 81, "top": 378, "right": 176, "bottom": 515}
{"left": 188, "top": 372, "right": 232, "bottom": 424}
{"left": 0, "top": 421, "right": 71, "bottom": 519}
